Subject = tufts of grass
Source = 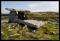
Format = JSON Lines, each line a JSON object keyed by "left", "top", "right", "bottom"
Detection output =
{"left": 1, "top": 22, "right": 59, "bottom": 40}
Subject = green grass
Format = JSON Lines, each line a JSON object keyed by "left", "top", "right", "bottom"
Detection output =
{"left": 1, "top": 12, "right": 59, "bottom": 40}
{"left": 1, "top": 22, "right": 59, "bottom": 40}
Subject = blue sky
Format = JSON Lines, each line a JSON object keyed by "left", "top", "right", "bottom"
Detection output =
{"left": 1, "top": 1, "right": 59, "bottom": 13}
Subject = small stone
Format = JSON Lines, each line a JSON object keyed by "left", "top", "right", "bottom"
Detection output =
{"left": 8, "top": 29, "right": 13, "bottom": 31}
{"left": 1, "top": 32, "right": 4, "bottom": 35}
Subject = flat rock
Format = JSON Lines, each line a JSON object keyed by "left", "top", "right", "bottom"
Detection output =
{"left": 23, "top": 20, "right": 47, "bottom": 28}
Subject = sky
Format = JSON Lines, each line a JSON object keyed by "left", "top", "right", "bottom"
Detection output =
{"left": 1, "top": 1, "right": 59, "bottom": 13}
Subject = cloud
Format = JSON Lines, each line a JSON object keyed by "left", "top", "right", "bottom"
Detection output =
{"left": 1, "top": 1, "right": 59, "bottom": 13}
{"left": 27, "top": 1, "right": 59, "bottom": 12}
{"left": 1, "top": 9, "right": 10, "bottom": 14}
{"left": 28, "top": 3, "right": 38, "bottom": 8}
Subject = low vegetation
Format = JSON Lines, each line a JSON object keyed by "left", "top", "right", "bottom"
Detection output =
{"left": 1, "top": 12, "right": 59, "bottom": 40}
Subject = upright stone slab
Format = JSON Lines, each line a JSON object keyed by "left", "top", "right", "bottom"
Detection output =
{"left": 5, "top": 8, "right": 17, "bottom": 23}
{"left": 8, "top": 11, "right": 17, "bottom": 23}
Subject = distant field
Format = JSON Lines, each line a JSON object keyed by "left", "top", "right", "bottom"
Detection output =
{"left": 1, "top": 12, "right": 59, "bottom": 40}
{"left": 1, "top": 12, "right": 59, "bottom": 20}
